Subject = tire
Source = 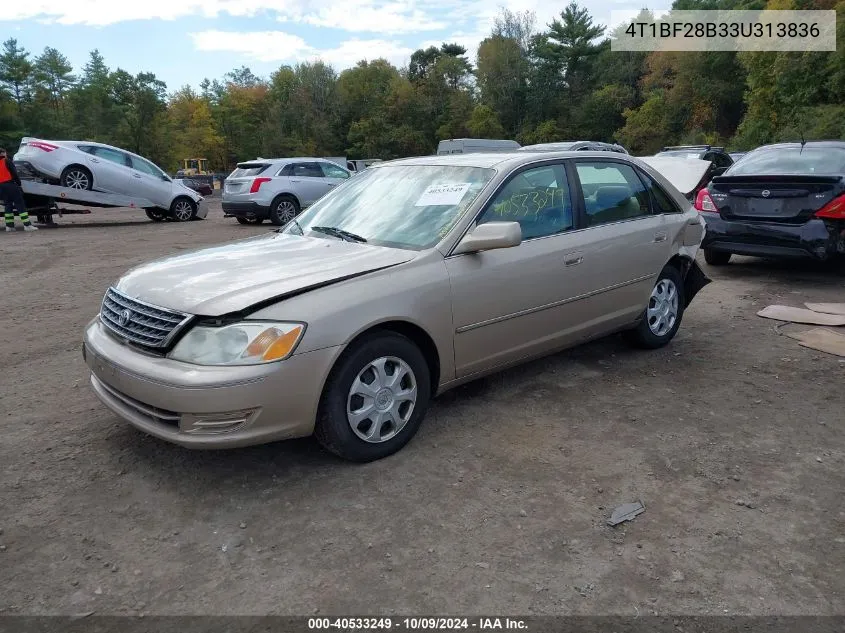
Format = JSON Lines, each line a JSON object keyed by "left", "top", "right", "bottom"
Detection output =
{"left": 704, "top": 249, "right": 731, "bottom": 266}
{"left": 60, "top": 165, "right": 93, "bottom": 190}
{"left": 624, "top": 265, "right": 685, "bottom": 350}
{"left": 145, "top": 209, "right": 166, "bottom": 222}
{"left": 269, "top": 195, "right": 300, "bottom": 226}
{"left": 236, "top": 216, "right": 263, "bottom": 225}
{"left": 170, "top": 197, "right": 196, "bottom": 222}
{"left": 315, "top": 331, "right": 431, "bottom": 462}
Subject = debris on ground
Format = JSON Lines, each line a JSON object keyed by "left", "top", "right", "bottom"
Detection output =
{"left": 758, "top": 305, "right": 845, "bottom": 326}
{"left": 786, "top": 328, "right": 845, "bottom": 357}
{"left": 607, "top": 501, "right": 646, "bottom": 526}
{"left": 805, "top": 303, "right": 845, "bottom": 316}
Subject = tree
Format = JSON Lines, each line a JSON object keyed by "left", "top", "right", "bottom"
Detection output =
{"left": 492, "top": 8, "right": 536, "bottom": 54}
{"left": 466, "top": 105, "right": 505, "bottom": 138}
{"left": 476, "top": 35, "right": 529, "bottom": 137}
{"left": 0, "top": 39, "right": 33, "bottom": 113}
{"left": 534, "top": 2, "right": 605, "bottom": 107}
{"left": 33, "top": 48, "right": 75, "bottom": 114}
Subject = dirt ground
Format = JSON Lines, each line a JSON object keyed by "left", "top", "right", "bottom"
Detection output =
{"left": 1, "top": 200, "right": 843, "bottom": 616}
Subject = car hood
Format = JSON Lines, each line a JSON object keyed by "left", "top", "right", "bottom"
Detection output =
{"left": 114, "top": 232, "right": 417, "bottom": 316}
{"left": 638, "top": 157, "right": 711, "bottom": 196}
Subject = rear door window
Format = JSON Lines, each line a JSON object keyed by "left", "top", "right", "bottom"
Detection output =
{"left": 92, "top": 146, "right": 130, "bottom": 167}
{"left": 291, "top": 163, "right": 324, "bottom": 178}
{"left": 574, "top": 161, "right": 652, "bottom": 226}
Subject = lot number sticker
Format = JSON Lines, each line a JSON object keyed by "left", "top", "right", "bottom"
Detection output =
{"left": 415, "top": 183, "right": 471, "bottom": 207}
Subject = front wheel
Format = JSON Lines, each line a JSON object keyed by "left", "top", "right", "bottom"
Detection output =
{"left": 170, "top": 197, "right": 196, "bottom": 222}
{"left": 236, "top": 216, "right": 263, "bottom": 225}
{"left": 315, "top": 332, "right": 431, "bottom": 462}
{"left": 704, "top": 249, "right": 731, "bottom": 266}
{"left": 624, "top": 265, "right": 684, "bottom": 349}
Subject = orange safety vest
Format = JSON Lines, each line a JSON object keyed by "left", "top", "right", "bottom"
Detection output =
{"left": 0, "top": 159, "right": 12, "bottom": 184}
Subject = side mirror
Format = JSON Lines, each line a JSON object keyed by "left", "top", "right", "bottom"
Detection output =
{"left": 453, "top": 221, "right": 522, "bottom": 255}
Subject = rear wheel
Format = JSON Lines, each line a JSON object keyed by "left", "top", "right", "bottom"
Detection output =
{"left": 60, "top": 165, "right": 93, "bottom": 190}
{"left": 236, "top": 217, "right": 263, "bottom": 225}
{"left": 170, "top": 197, "right": 196, "bottom": 222}
{"left": 704, "top": 249, "right": 731, "bottom": 266}
{"left": 624, "top": 265, "right": 684, "bottom": 349}
{"left": 315, "top": 332, "right": 431, "bottom": 462}
{"left": 269, "top": 195, "right": 300, "bottom": 226}
{"left": 145, "top": 209, "right": 166, "bottom": 222}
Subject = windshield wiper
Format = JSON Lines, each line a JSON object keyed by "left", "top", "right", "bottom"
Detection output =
{"left": 310, "top": 226, "right": 367, "bottom": 243}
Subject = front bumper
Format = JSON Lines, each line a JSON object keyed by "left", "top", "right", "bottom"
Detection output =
{"left": 195, "top": 198, "right": 209, "bottom": 219}
{"left": 700, "top": 213, "right": 840, "bottom": 260}
{"left": 222, "top": 201, "right": 270, "bottom": 219}
{"left": 83, "top": 318, "right": 341, "bottom": 448}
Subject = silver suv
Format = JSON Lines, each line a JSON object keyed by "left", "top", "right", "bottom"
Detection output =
{"left": 222, "top": 157, "right": 351, "bottom": 225}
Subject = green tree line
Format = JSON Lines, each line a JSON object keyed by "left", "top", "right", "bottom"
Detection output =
{"left": 2, "top": 0, "right": 844, "bottom": 172}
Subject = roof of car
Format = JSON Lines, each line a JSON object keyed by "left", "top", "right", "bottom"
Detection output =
{"left": 240, "top": 157, "right": 339, "bottom": 164}
{"left": 380, "top": 151, "right": 642, "bottom": 170}
{"left": 750, "top": 140, "right": 845, "bottom": 151}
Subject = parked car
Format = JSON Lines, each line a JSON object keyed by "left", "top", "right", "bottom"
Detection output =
{"left": 696, "top": 141, "right": 845, "bottom": 265}
{"left": 83, "top": 151, "right": 710, "bottom": 461}
{"left": 176, "top": 178, "right": 213, "bottom": 197}
{"left": 13, "top": 138, "right": 204, "bottom": 222}
{"left": 436, "top": 139, "right": 521, "bottom": 155}
{"left": 222, "top": 158, "right": 351, "bottom": 225}
{"left": 654, "top": 145, "right": 734, "bottom": 200}
{"left": 520, "top": 141, "right": 629, "bottom": 154}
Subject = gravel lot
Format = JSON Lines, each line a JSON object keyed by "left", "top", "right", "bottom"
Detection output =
{"left": 1, "top": 200, "right": 843, "bottom": 616}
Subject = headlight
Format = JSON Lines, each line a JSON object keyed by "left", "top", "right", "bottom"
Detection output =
{"left": 168, "top": 321, "right": 305, "bottom": 366}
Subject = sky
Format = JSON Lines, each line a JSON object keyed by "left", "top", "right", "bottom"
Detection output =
{"left": 2, "top": 0, "right": 671, "bottom": 92}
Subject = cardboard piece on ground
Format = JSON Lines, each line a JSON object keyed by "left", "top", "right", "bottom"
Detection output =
{"left": 757, "top": 305, "right": 845, "bottom": 326}
{"left": 785, "top": 327, "right": 845, "bottom": 358}
{"left": 805, "top": 303, "right": 845, "bottom": 316}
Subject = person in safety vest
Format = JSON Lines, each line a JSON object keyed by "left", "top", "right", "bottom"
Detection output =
{"left": 0, "top": 147, "right": 37, "bottom": 232}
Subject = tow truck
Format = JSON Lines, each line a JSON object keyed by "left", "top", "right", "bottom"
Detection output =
{"left": 20, "top": 180, "right": 164, "bottom": 227}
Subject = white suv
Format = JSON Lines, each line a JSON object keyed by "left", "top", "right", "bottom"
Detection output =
{"left": 222, "top": 158, "right": 351, "bottom": 225}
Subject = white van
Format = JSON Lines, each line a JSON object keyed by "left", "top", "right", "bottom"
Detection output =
{"left": 436, "top": 138, "right": 521, "bottom": 155}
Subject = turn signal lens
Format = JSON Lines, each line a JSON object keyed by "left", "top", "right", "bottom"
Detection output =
{"left": 244, "top": 326, "right": 304, "bottom": 362}
{"left": 695, "top": 188, "right": 717, "bottom": 212}
{"left": 815, "top": 193, "right": 845, "bottom": 219}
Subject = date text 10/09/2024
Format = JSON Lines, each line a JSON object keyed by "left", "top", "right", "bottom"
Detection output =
{"left": 308, "top": 618, "right": 528, "bottom": 630}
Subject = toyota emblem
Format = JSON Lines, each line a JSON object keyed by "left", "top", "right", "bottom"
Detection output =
{"left": 761, "top": 190, "right": 771, "bottom": 198}
{"left": 118, "top": 309, "right": 133, "bottom": 327}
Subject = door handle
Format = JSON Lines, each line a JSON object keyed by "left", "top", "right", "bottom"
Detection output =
{"left": 132, "top": 173, "right": 142, "bottom": 178}
{"left": 89, "top": 158, "right": 100, "bottom": 163}
{"left": 564, "top": 253, "right": 583, "bottom": 266}
{"left": 290, "top": 178, "right": 302, "bottom": 183}
{"left": 653, "top": 232, "right": 667, "bottom": 242}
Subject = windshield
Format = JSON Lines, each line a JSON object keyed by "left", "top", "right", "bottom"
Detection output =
{"left": 283, "top": 164, "right": 496, "bottom": 250}
{"left": 726, "top": 146, "right": 845, "bottom": 176}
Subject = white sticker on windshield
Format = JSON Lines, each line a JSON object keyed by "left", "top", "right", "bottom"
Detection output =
{"left": 415, "top": 183, "right": 471, "bottom": 207}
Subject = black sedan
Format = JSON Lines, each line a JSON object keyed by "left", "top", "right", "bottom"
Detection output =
{"left": 697, "top": 141, "right": 845, "bottom": 264}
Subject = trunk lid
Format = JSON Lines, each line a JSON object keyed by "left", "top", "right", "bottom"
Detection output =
{"left": 708, "top": 175, "right": 845, "bottom": 223}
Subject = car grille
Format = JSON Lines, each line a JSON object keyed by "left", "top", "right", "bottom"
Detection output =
{"left": 100, "top": 287, "right": 191, "bottom": 349}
